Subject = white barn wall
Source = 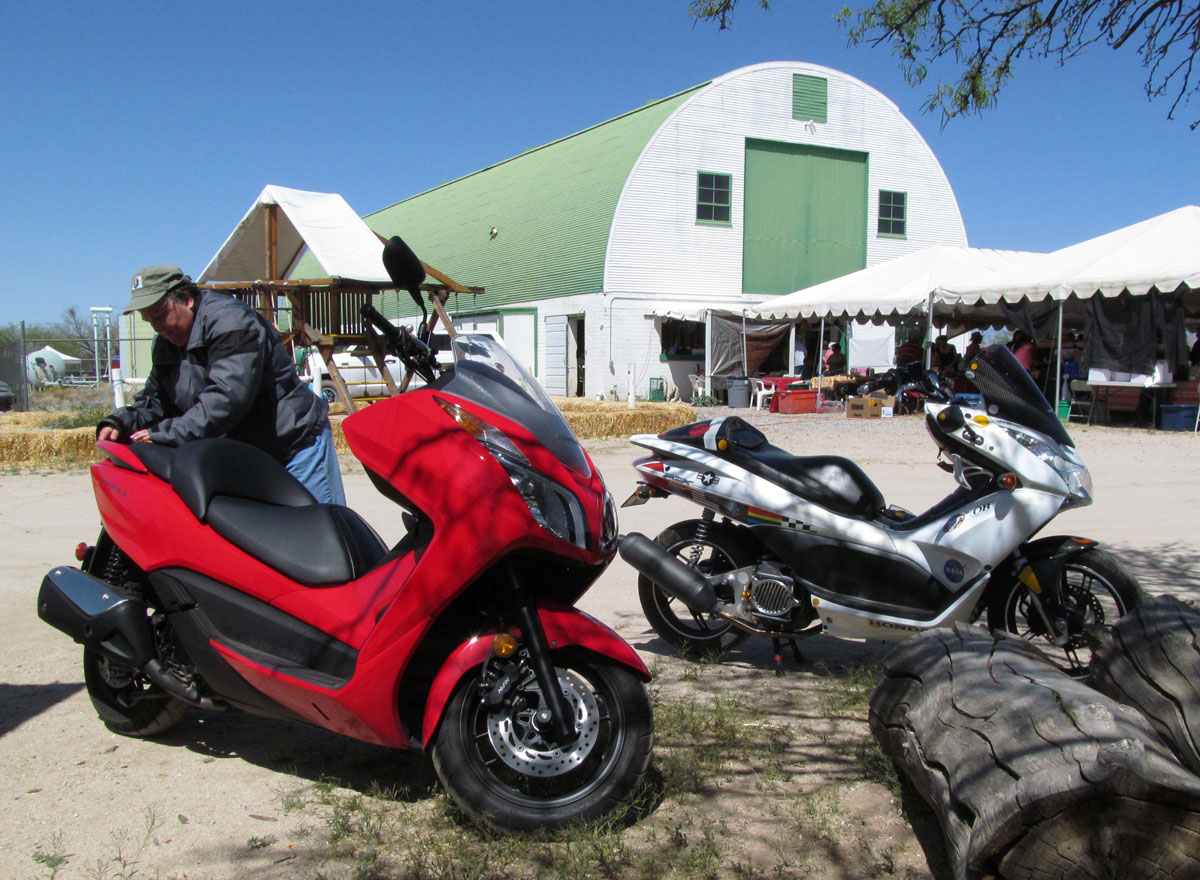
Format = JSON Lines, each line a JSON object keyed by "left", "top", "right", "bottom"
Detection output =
{"left": 503, "top": 63, "right": 969, "bottom": 401}
{"left": 605, "top": 62, "right": 966, "bottom": 297}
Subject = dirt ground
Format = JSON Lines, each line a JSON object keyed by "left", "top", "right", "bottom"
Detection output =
{"left": 1, "top": 411, "right": 1197, "bottom": 879}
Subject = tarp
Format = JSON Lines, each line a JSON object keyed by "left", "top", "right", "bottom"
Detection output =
{"left": 198, "top": 185, "right": 390, "bottom": 284}
{"left": 649, "top": 299, "right": 765, "bottom": 321}
{"left": 749, "top": 246, "right": 1042, "bottom": 322}
{"left": 935, "top": 205, "right": 1200, "bottom": 306}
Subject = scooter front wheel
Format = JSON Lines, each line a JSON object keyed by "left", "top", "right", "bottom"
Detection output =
{"left": 638, "top": 519, "right": 754, "bottom": 658}
{"left": 987, "top": 546, "right": 1144, "bottom": 677}
{"left": 431, "top": 650, "right": 653, "bottom": 833}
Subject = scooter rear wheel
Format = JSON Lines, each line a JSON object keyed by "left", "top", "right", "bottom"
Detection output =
{"left": 638, "top": 519, "right": 754, "bottom": 658}
{"left": 431, "top": 649, "right": 652, "bottom": 833}
{"left": 82, "top": 648, "right": 190, "bottom": 737}
{"left": 987, "top": 546, "right": 1143, "bottom": 677}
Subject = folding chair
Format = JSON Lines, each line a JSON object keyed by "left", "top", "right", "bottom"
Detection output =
{"left": 1067, "top": 380, "right": 1093, "bottom": 424}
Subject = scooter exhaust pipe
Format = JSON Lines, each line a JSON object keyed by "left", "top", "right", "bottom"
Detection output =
{"left": 37, "top": 567, "right": 216, "bottom": 709}
{"left": 618, "top": 532, "right": 720, "bottom": 613}
{"left": 38, "top": 567, "right": 157, "bottom": 668}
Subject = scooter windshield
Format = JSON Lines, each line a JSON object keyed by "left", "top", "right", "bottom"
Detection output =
{"left": 963, "top": 344, "right": 1074, "bottom": 448}
{"left": 438, "top": 334, "right": 592, "bottom": 478}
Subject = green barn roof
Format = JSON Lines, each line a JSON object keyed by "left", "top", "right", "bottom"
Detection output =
{"left": 293, "top": 83, "right": 706, "bottom": 313}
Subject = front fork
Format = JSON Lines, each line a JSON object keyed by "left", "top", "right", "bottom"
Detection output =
{"left": 1011, "top": 547, "right": 1070, "bottom": 645}
{"left": 503, "top": 560, "right": 578, "bottom": 745}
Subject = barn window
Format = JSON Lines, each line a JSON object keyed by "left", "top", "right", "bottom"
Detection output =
{"left": 697, "top": 172, "right": 732, "bottom": 224}
{"left": 792, "top": 74, "right": 828, "bottom": 123}
{"left": 878, "top": 190, "right": 907, "bottom": 237}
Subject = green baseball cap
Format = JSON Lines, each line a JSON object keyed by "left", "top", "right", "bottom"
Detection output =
{"left": 125, "top": 265, "right": 190, "bottom": 314}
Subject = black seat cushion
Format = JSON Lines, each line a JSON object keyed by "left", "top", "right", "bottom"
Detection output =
{"left": 206, "top": 497, "right": 387, "bottom": 586}
{"left": 129, "top": 442, "right": 179, "bottom": 482}
{"left": 731, "top": 446, "right": 885, "bottom": 520}
{"left": 169, "top": 438, "right": 315, "bottom": 521}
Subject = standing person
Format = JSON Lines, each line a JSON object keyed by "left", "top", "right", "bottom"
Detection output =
{"left": 931, "top": 335, "right": 960, "bottom": 373}
{"left": 792, "top": 335, "right": 808, "bottom": 377}
{"left": 1009, "top": 329, "right": 1037, "bottom": 371}
{"left": 895, "top": 335, "right": 924, "bottom": 367}
{"left": 963, "top": 331, "right": 984, "bottom": 364}
{"left": 823, "top": 341, "right": 846, "bottom": 374}
{"left": 97, "top": 265, "right": 345, "bottom": 504}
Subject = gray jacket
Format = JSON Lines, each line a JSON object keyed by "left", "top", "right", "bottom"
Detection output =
{"left": 101, "top": 291, "right": 328, "bottom": 463}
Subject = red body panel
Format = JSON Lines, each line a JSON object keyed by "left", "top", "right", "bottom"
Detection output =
{"left": 89, "top": 387, "right": 629, "bottom": 749}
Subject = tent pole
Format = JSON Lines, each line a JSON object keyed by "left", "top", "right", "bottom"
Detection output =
{"left": 924, "top": 291, "right": 935, "bottom": 370}
{"left": 1055, "top": 304, "right": 1064, "bottom": 414}
{"left": 741, "top": 311, "right": 748, "bottom": 377}
{"left": 816, "top": 318, "right": 826, "bottom": 408}
{"left": 704, "top": 310, "right": 713, "bottom": 398}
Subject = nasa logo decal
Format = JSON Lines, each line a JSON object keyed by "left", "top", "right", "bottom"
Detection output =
{"left": 943, "top": 559, "right": 965, "bottom": 583}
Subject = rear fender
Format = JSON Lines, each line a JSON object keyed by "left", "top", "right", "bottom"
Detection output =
{"left": 421, "top": 602, "right": 648, "bottom": 746}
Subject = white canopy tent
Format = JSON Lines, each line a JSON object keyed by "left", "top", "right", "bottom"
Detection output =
{"left": 751, "top": 246, "right": 1042, "bottom": 323}
{"left": 747, "top": 246, "right": 1041, "bottom": 385}
{"left": 934, "top": 206, "right": 1200, "bottom": 310}
{"left": 198, "top": 184, "right": 390, "bottom": 283}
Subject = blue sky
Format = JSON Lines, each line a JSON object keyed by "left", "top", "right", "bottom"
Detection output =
{"left": 2, "top": 1, "right": 1196, "bottom": 325}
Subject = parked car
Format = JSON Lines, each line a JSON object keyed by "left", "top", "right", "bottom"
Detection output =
{"left": 0, "top": 380, "right": 15, "bottom": 411}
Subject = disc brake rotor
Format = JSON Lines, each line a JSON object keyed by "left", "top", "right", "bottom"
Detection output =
{"left": 486, "top": 667, "right": 600, "bottom": 777}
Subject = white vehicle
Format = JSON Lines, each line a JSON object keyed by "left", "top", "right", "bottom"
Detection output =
{"left": 619, "top": 344, "right": 1144, "bottom": 676}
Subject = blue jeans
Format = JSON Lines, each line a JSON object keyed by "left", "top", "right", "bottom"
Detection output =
{"left": 286, "top": 423, "right": 346, "bottom": 505}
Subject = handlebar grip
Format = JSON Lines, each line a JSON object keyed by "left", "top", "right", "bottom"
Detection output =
{"left": 359, "top": 303, "right": 403, "bottom": 346}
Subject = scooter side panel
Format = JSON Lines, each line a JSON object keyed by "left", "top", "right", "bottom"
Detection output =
{"left": 211, "top": 629, "right": 426, "bottom": 748}
{"left": 91, "top": 461, "right": 304, "bottom": 604}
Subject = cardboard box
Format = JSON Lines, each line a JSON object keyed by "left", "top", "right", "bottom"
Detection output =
{"left": 846, "top": 393, "right": 896, "bottom": 419}
{"left": 846, "top": 396, "right": 882, "bottom": 418}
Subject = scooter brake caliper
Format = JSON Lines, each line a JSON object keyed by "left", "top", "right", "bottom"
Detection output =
{"left": 480, "top": 654, "right": 527, "bottom": 709}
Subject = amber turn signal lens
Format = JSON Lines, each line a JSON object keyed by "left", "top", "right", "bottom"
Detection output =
{"left": 998, "top": 472, "right": 1019, "bottom": 490}
{"left": 491, "top": 633, "right": 518, "bottom": 658}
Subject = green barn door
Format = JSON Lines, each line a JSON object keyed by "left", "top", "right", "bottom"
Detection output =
{"left": 743, "top": 139, "right": 868, "bottom": 295}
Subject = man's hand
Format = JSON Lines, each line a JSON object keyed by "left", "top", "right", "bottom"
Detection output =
{"left": 97, "top": 425, "right": 123, "bottom": 443}
{"left": 131, "top": 429, "right": 150, "bottom": 442}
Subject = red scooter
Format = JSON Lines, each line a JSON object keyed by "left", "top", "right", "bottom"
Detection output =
{"left": 37, "top": 238, "right": 653, "bottom": 832}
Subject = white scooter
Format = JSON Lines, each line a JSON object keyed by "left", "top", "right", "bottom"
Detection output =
{"left": 618, "top": 344, "right": 1143, "bottom": 675}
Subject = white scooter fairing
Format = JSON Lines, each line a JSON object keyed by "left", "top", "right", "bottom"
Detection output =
{"left": 620, "top": 345, "right": 1100, "bottom": 644}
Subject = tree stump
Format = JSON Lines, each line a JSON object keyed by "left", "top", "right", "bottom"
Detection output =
{"left": 1089, "top": 594, "right": 1200, "bottom": 776}
{"left": 869, "top": 624, "right": 1200, "bottom": 880}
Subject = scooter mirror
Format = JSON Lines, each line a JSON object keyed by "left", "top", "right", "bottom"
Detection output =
{"left": 382, "top": 236, "right": 427, "bottom": 293}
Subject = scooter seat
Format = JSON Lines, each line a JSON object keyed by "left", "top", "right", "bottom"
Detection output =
{"left": 722, "top": 421, "right": 885, "bottom": 519}
{"left": 136, "top": 438, "right": 387, "bottom": 587}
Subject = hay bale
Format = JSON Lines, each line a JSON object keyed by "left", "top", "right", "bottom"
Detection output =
{"left": 0, "top": 427, "right": 101, "bottom": 468}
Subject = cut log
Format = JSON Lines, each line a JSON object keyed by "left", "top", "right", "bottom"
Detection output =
{"left": 869, "top": 623, "right": 1200, "bottom": 880}
{"left": 1089, "top": 594, "right": 1200, "bottom": 777}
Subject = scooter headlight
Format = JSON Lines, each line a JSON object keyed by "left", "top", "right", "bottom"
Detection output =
{"left": 1004, "top": 427, "right": 1093, "bottom": 508}
{"left": 437, "top": 398, "right": 591, "bottom": 549}
{"left": 600, "top": 488, "right": 619, "bottom": 554}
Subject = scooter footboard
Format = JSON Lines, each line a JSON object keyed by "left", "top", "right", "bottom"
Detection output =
{"left": 421, "top": 603, "right": 648, "bottom": 746}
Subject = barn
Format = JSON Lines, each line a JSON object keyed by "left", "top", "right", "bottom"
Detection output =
{"left": 307, "top": 61, "right": 969, "bottom": 400}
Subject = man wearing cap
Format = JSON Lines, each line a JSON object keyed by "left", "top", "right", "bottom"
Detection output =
{"left": 97, "top": 265, "right": 345, "bottom": 504}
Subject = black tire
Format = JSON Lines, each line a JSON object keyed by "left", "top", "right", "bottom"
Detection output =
{"left": 637, "top": 519, "right": 754, "bottom": 657}
{"left": 320, "top": 386, "right": 337, "bottom": 404}
{"left": 431, "top": 650, "right": 653, "bottom": 833}
{"left": 83, "top": 648, "right": 190, "bottom": 737}
{"left": 987, "top": 546, "right": 1144, "bottom": 677}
